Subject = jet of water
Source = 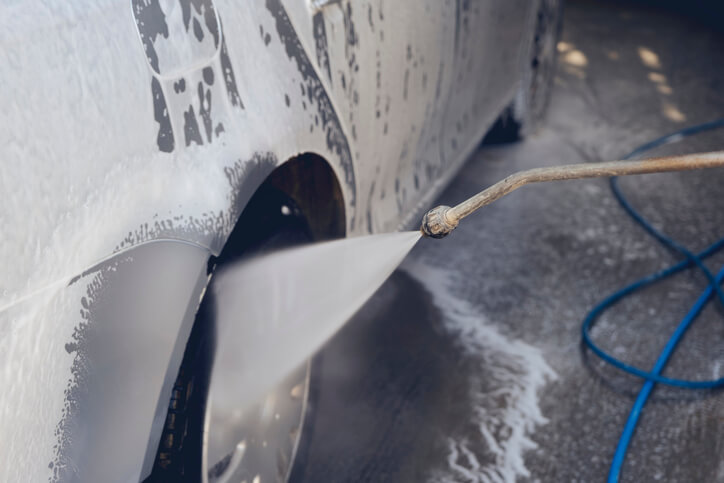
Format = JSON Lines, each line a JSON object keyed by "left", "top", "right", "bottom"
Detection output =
{"left": 208, "top": 230, "right": 421, "bottom": 415}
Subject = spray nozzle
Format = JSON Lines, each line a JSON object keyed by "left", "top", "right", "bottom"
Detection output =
{"left": 420, "top": 205, "right": 458, "bottom": 238}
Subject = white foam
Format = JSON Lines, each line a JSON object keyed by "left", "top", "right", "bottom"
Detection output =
{"left": 404, "top": 262, "right": 556, "bottom": 483}
{"left": 0, "top": 0, "right": 239, "bottom": 309}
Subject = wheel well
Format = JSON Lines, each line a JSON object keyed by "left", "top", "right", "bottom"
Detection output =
{"left": 219, "top": 152, "right": 346, "bottom": 264}
{"left": 146, "top": 152, "right": 345, "bottom": 481}
{"left": 266, "top": 152, "right": 346, "bottom": 241}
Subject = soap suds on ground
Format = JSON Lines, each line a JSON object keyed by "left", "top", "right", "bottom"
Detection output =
{"left": 405, "top": 262, "right": 556, "bottom": 483}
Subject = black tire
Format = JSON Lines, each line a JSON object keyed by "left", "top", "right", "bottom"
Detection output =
{"left": 484, "top": 0, "right": 563, "bottom": 144}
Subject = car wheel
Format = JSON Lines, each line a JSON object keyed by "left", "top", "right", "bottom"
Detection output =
{"left": 146, "top": 182, "right": 315, "bottom": 483}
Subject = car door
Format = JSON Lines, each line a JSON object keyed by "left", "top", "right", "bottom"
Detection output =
{"left": 441, "top": 0, "right": 534, "bottom": 166}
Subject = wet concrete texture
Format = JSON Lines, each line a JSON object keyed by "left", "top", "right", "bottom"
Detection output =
{"left": 293, "top": 1, "right": 724, "bottom": 482}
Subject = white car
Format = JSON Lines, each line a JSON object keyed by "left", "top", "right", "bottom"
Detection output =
{"left": 0, "top": 0, "right": 561, "bottom": 481}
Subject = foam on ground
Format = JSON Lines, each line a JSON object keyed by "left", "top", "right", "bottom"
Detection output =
{"left": 405, "top": 261, "right": 556, "bottom": 483}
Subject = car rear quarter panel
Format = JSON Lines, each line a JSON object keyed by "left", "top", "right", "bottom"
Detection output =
{"left": 0, "top": 1, "right": 359, "bottom": 480}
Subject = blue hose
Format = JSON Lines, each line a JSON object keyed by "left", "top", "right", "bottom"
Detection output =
{"left": 607, "top": 267, "right": 724, "bottom": 482}
{"left": 579, "top": 118, "right": 724, "bottom": 482}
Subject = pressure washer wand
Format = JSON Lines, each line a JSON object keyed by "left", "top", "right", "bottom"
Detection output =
{"left": 421, "top": 150, "right": 724, "bottom": 238}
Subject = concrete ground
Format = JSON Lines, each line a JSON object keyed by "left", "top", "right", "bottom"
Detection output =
{"left": 292, "top": 1, "right": 724, "bottom": 481}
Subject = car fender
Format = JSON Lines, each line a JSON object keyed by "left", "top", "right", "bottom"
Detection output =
{"left": 0, "top": 0, "right": 358, "bottom": 481}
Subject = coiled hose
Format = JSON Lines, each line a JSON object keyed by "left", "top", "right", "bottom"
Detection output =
{"left": 580, "top": 118, "right": 724, "bottom": 482}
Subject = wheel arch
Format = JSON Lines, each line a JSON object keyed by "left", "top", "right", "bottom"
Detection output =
{"left": 226, "top": 151, "right": 348, "bottom": 249}
{"left": 145, "top": 150, "right": 348, "bottom": 481}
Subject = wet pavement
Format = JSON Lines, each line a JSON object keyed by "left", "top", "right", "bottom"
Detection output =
{"left": 292, "top": 1, "right": 724, "bottom": 481}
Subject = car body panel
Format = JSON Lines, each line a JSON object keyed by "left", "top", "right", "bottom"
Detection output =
{"left": 284, "top": 0, "right": 457, "bottom": 233}
{"left": 0, "top": 240, "right": 210, "bottom": 482}
{"left": 442, "top": 0, "right": 531, "bottom": 164}
{"left": 0, "top": 0, "right": 538, "bottom": 481}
